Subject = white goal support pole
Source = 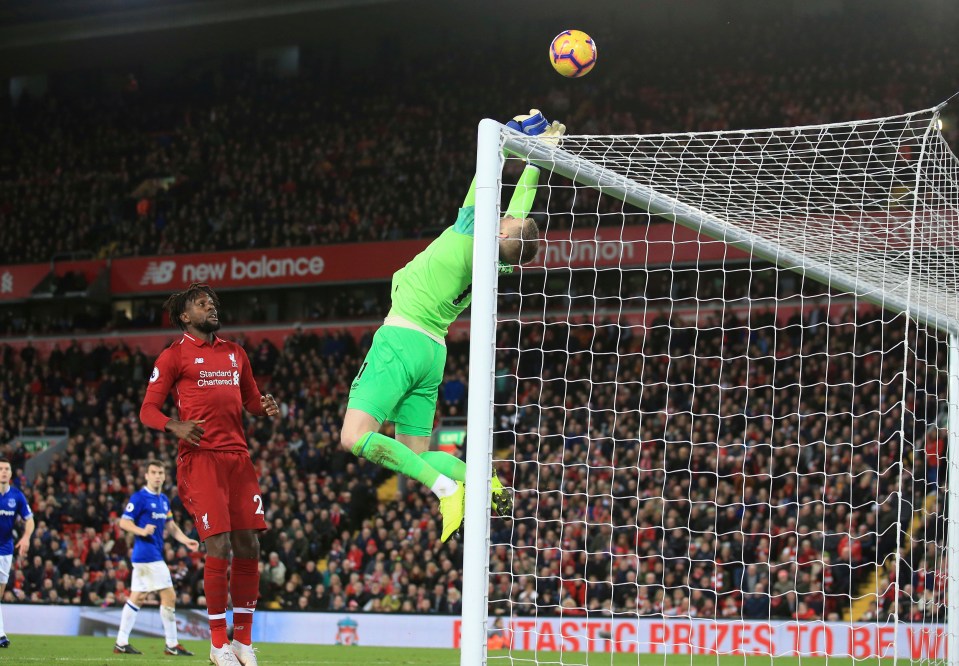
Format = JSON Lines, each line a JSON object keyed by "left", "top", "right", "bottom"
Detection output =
{"left": 460, "top": 118, "right": 504, "bottom": 666}
{"left": 949, "top": 332, "right": 959, "bottom": 666}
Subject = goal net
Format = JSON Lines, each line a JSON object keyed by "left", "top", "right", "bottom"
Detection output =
{"left": 461, "top": 107, "right": 959, "bottom": 665}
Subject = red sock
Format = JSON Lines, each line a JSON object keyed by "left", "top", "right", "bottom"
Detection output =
{"left": 205, "top": 556, "right": 229, "bottom": 648}
{"left": 230, "top": 557, "right": 260, "bottom": 646}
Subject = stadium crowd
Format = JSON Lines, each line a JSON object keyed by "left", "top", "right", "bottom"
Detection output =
{"left": 488, "top": 301, "right": 946, "bottom": 623}
{"left": 0, "top": 4, "right": 951, "bottom": 628}
{"left": 1, "top": 15, "right": 957, "bottom": 268}
{"left": 0, "top": 328, "right": 479, "bottom": 615}
{"left": 0, "top": 302, "right": 945, "bottom": 622}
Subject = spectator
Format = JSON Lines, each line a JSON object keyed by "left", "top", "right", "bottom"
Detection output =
{"left": 743, "top": 584, "right": 771, "bottom": 619}
{"left": 264, "top": 552, "right": 287, "bottom": 593}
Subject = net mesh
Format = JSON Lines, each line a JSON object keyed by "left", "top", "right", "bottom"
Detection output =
{"left": 485, "top": 108, "right": 959, "bottom": 661}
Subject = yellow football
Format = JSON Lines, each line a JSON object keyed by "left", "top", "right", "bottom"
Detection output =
{"left": 549, "top": 30, "right": 597, "bottom": 78}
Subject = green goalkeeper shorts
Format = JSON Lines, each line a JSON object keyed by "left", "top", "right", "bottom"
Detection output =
{"left": 347, "top": 325, "right": 447, "bottom": 437}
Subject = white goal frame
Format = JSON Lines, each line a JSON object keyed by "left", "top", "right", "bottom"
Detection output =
{"left": 461, "top": 110, "right": 959, "bottom": 666}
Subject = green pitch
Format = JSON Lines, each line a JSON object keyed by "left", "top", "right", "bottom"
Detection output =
{"left": 0, "top": 636, "right": 901, "bottom": 665}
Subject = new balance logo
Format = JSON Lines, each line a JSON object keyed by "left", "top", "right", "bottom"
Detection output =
{"left": 140, "top": 261, "right": 176, "bottom": 286}
{"left": 194, "top": 358, "right": 205, "bottom": 364}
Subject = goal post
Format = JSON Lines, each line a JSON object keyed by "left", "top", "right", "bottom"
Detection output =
{"left": 949, "top": 331, "right": 959, "bottom": 666}
{"left": 461, "top": 118, "right": 505, "bottom": 663}
{"left": 463, "top": 107, "right": 959, "bottom": 666}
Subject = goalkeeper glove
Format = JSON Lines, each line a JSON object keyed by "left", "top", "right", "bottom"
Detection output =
{"left": 507, "top": 110, "right": 566, "bottom": 147}
{"left": 539, "top": 120, "right": 566, "bottom": 147}
{"left": 506, "top": 109, "right": 549, "bottom": 136}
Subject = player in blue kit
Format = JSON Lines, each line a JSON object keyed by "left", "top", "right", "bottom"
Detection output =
{"left": 113, "top": 461, "right": 200, "bottom": 656}
{"left": 0, "top": 457, "right": 34, "bottom": 649}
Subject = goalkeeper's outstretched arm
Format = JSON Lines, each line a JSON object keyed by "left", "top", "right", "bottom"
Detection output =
{"left": 461, "top": 163, "right": 540, "bottom": 218}
{"left": 461, "top": 109, "right": 564, "bottom": 216}
{"left": 504, "top": 164, "right": 540, "bottom": 220}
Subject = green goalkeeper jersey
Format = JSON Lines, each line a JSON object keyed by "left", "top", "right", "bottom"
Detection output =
{"left": 388, "top": 206, "right": 475, "bottom": 340}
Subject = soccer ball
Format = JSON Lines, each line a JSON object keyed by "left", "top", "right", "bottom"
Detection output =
{"left": 549, "top": 30, "right": 597, "bottom": 78}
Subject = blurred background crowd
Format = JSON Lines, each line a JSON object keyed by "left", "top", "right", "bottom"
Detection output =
{"left": 1, "top": 10, "right": 956, "bottom": 267}
{"left": 0, "top": 309, "right": 945, "bottom": 622}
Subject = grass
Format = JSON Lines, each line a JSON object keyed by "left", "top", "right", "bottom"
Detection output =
{"left": 0, "top": 636, "right": 915, "bottom": 665}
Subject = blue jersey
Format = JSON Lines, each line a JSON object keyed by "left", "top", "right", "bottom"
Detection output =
{"left": 0, "top": 485, "right": 32, "bottom": 556}
{"left": 121, "top": 488, "right": 172, "bottom": 564}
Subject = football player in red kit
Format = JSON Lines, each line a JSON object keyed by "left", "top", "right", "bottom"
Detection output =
{"left": 140, "top": 283, "right": 279, "bottom": 666}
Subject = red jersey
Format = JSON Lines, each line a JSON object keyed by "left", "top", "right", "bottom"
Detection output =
{"left": 140, "top": 332, "right": 266, "bottom": 456}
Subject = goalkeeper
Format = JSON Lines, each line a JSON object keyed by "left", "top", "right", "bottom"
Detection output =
{"left": 341, "top": 110, "right": 564, "bottom": 542}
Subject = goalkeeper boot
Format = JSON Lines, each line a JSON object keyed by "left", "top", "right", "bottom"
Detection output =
{"left": 231, "top": 640, "right": 258, "bottom": 666}
{"left": 490, "top": 474, "right": 513, "bottom": 517}
{"left": 439, "top": 481, "right": 466, "bottom": 542}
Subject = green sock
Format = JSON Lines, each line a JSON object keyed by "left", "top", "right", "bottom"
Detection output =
{"left": 352, "top": 432, "right": 441, "bottom": 489}
{"left": 419, "top": 451, "right": 466, "bottom": 482}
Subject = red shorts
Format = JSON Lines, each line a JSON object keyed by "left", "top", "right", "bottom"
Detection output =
{"left": 177, "top": 450, "right": 268, "bottom": 541}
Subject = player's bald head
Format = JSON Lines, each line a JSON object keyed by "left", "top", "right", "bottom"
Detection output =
{"left": 498, "top": 216, "right": 540, "bottom": 265}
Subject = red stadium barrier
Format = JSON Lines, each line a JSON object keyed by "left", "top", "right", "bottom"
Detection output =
{"left": 106, "top": 224, "right": 738, "bottom": 295}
